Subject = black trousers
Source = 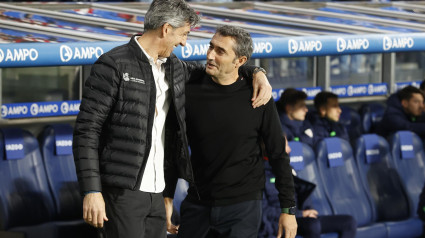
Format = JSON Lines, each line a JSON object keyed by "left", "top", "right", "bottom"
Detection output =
{"left": 178, "top": 199, "right": 262, "bottom": 238}
{"left": 297, "top": 215, "right": 356, "bottom": 238}
{"left": 101, "top": 187, "right": 166, "bottom": 238}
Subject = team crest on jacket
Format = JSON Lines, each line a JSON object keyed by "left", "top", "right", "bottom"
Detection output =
{"left": 123, "top": 73, "right": 145, "bottom": 84}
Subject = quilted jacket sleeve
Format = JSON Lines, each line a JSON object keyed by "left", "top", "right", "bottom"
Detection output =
{"left": 73, "top": 54, "right": 120, "bottom": 194}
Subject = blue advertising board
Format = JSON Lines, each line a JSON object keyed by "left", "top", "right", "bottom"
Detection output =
{"left": 1, "top": 33, "right": 425, "bottom": 67}
{"left": 1, "top": 100, "right": 80, "bottom": 119}
{"left": 330, "top": 83, "right": 388, "bottom": 97}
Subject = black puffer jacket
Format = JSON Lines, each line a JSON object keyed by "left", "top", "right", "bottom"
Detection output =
{"left": 73, "top": 35, "right": 199, "bottom": 197}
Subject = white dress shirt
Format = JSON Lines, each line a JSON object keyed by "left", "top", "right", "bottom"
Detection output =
{"left": 135, "top": 36, "right": 170, "bottom": 193}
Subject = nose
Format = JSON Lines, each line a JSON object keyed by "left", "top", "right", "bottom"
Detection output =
{"left": 180, "top": 39, "right": 186, "bottom": 47}
{"left": 337, "top": 107, "right": 342, "bottom": 114}
{"left": 207, "top": 49, "right": 215, "bottom": 60}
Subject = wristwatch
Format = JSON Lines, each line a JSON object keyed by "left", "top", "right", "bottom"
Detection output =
{"left": 253, "top": 67, "right": 267, "bottom": 75}
{"left": 281, "top": 206, "right": 296, "bottom": 215}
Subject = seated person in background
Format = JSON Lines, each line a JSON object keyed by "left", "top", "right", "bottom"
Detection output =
{"left": 312, "top": 91, "right": 349, "bottom": 145}
{"left": 375, "top": 85, "right": 425, "bottom": 138}
{"left": 276, "top": 88, "right": 314, "bottom": 147}
{"left": 261, "top": 139, "right": 357, "bottom": 238}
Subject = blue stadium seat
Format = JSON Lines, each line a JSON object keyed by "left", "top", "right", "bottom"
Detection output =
{"left": 360, "top": 103, "right": 385, "bottom": 133}
{"left": 289, "top": 142, "right": 333, "bottom": 217}
{"left": 39, "top": 124, "right": 81, "bottom": 220}
{"left": 173, "top": 178, "right": 189, "bottom": 215}
{"left": 0, "top": 128, "right": 57, "bottom": 238}
{"left": 339, "top": 106, "right": 362, "bottom": 143}
{"left": 355, "top": 134, "right": 423, "bottom": 238}
{"left": 262, "top": 142, "right": 337, "bottom": 238}
{"left": 389, "top": 131, "right": 425, "bottom": 219}
{"left": 315, "top": 137, "right": 387, "bottom": 238}
{"left": 38, "top": 125, "right": 96, "bottom": 237}
{"left": 0, "top": 128, "right": 94, "bottom": 238}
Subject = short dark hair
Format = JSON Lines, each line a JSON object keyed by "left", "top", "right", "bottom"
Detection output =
{"left": 277, "top": 88, "right": 307, "bottom": 113}
{"left": 420, "top": 80, "right": 425, "bottom": 91}
{"left": 398, "top": 85, "right": 424, "bottom": 101}
{"left": 215, "top": 25, "right": 253, "bottom": 61}
{"left": 314, "top": 91, "right": 338, "bottom": 111}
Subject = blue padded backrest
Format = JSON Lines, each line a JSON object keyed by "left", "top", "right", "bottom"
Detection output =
{"left": 173, "top": 179, "right": 189, "bottom": 214}
{"left": 340, "top": 106, "right": 362, "bottom": 142}
{"left": 390, "top": 131, "right": 425, "bottom": 217}
{"left": 316, "top": 137, "right": 374, "bottom": 227}
{"left": 0, "top": 129, "right": 55, "bottom": 230}
{"left": 355, "top": 134, "right": 410, "bottom": 221}
{"left": 39, "top": 125, "right": 82, "bottom": 220}
{"left": 294, "top": 142, "right": 333, "bottom": 216}
{"left": 360, "top": 103, "right": 385, "bottom": 133}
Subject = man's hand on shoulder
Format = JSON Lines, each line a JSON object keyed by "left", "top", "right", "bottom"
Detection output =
{"left": 277, "top": 213, "right": 297, "bottom": 238}
{"left": 83, "top": 192, "right": 108, "bottom": 228}
{"left": 252, "top": 68, "right": 272, "bottom": 108}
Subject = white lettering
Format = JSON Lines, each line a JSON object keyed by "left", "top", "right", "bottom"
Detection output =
{"left": 6, "top": 144, "right": 23, "bottom": 151}
{"left": 383, "top": 36, "right": 414, "bottom": 51}
{"left": 401, "top": 145, "right": 413, "bottom": 151}
{"left": 2, "top": 48, "right": 38, "bottom": 62}
{"left": 7, "top": 106, "right": 28, "bottom": 115}
{"left": 253, "top": 42, "right": 272, "bottom": 54}
{"left": 289, "top": 39, "right": 322, "bottom": 54}
{"left": 290, "top": 156, "right": 303, "bottom": 163}
{"left": 332, "top": 87, "right": 346, "bottom": 96}
{"left": 366, "top": 149, "right": 379, "bottom": 156}
{"left": 328, "top": 152, "right": 342, "bottom": 159}
{"left": 56, "top": 140, "right": 72, "bottom": 147}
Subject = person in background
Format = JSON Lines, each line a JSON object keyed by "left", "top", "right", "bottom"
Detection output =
{"left": 262, "top": 138, "right": 357, "bottom": 238}
{"left": 376, "top": 85, "right": 425, "bottom": 138}
{"left": 276, "top": 88, "right": 314, "bottom": 147}
{"left": 311, "top": 91, "right": 348, "bottom": 145}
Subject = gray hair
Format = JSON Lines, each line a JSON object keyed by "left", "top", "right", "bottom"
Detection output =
{"left": 216, "top": 25, "right": 253, "bottom": 61}
{"left": 144, "top": 0, "right": 200, "bottom": 31}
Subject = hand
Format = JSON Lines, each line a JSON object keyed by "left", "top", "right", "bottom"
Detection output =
{"left": 302, "top": 209, "right": 318, "bottom": 218}
{"left": 164, "top": 197, "right": 179, "bottom": 234}
{"left": 277, "top": 213, "right": 297, "bottom": 238}
{"left": 252, "top": 70, "right": 272, "bottom": 108}
{"left": 284, "top": 136, "right": 291, "bottom": 154}
{"left": 83, "top": 192, "right": 108, "bottom": 228}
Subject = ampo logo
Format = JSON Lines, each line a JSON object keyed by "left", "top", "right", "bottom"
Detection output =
{"left": 60, "top": 45, "right": 73, "bottom": 62}
{"left": 368, "top": 84, "right": 374, "bottom": 95}
{"left": 383, "top": 36, "right": 414, "bottom": 51}
{"left": 337, "top": 38, "right": 369, "bottom": 52}
{"left": 0, "top": 49, "right": 4, "bottom": 63}
{"left": 1, "top": 105, "right": 7, "bottom": 118}
{"left": 182, "top": 43, "right": 193, "bottom": 59}
{"left": 61, "top": 102, "right": 69, "bottom": 114}
{"left": 60, "top": 45, "right": 103, "bottom": 62}
{"left": 30, "top": 103, "right": 38, "bottom": 116}
{"left": 288, "top": 39, "right": 322, "bottom": 54}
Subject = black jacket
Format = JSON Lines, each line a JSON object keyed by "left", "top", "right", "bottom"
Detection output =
{"left": 73, "top": 35, "right": 200, "bottom": 197}
{"left": 376, "top": 93, "right": 425, "bottom": 138}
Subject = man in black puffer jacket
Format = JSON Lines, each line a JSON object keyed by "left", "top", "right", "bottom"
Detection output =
{"left": 73, "top": 0, "right": 271, "bottom": 237}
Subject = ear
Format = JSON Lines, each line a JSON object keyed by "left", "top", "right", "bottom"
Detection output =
{"left": 319, "top": 106, "right": 326, "bottom": 117}
{"left": 401, "top": 99, "right": 409, "bottom": 109}
{"left": 235, "top": 56, "right": 247, "bottom": 68}
{"left": 161, "top": 23, "right": 172, "bottom": 37}
{"left": 285, "top": 104, "right": 292, "bottom": 114}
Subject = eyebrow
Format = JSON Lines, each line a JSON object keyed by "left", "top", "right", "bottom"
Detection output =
{"left": 209, "top": 41, "right": 227, "bottom": 54}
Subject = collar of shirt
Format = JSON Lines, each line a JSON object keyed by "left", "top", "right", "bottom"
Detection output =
{"left": 134, "top": 36, "right": 167, "bottom": 66}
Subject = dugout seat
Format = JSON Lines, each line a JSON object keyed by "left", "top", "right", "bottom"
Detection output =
{"left": 315, "top": 137, "right": 387, "bottom": 238}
